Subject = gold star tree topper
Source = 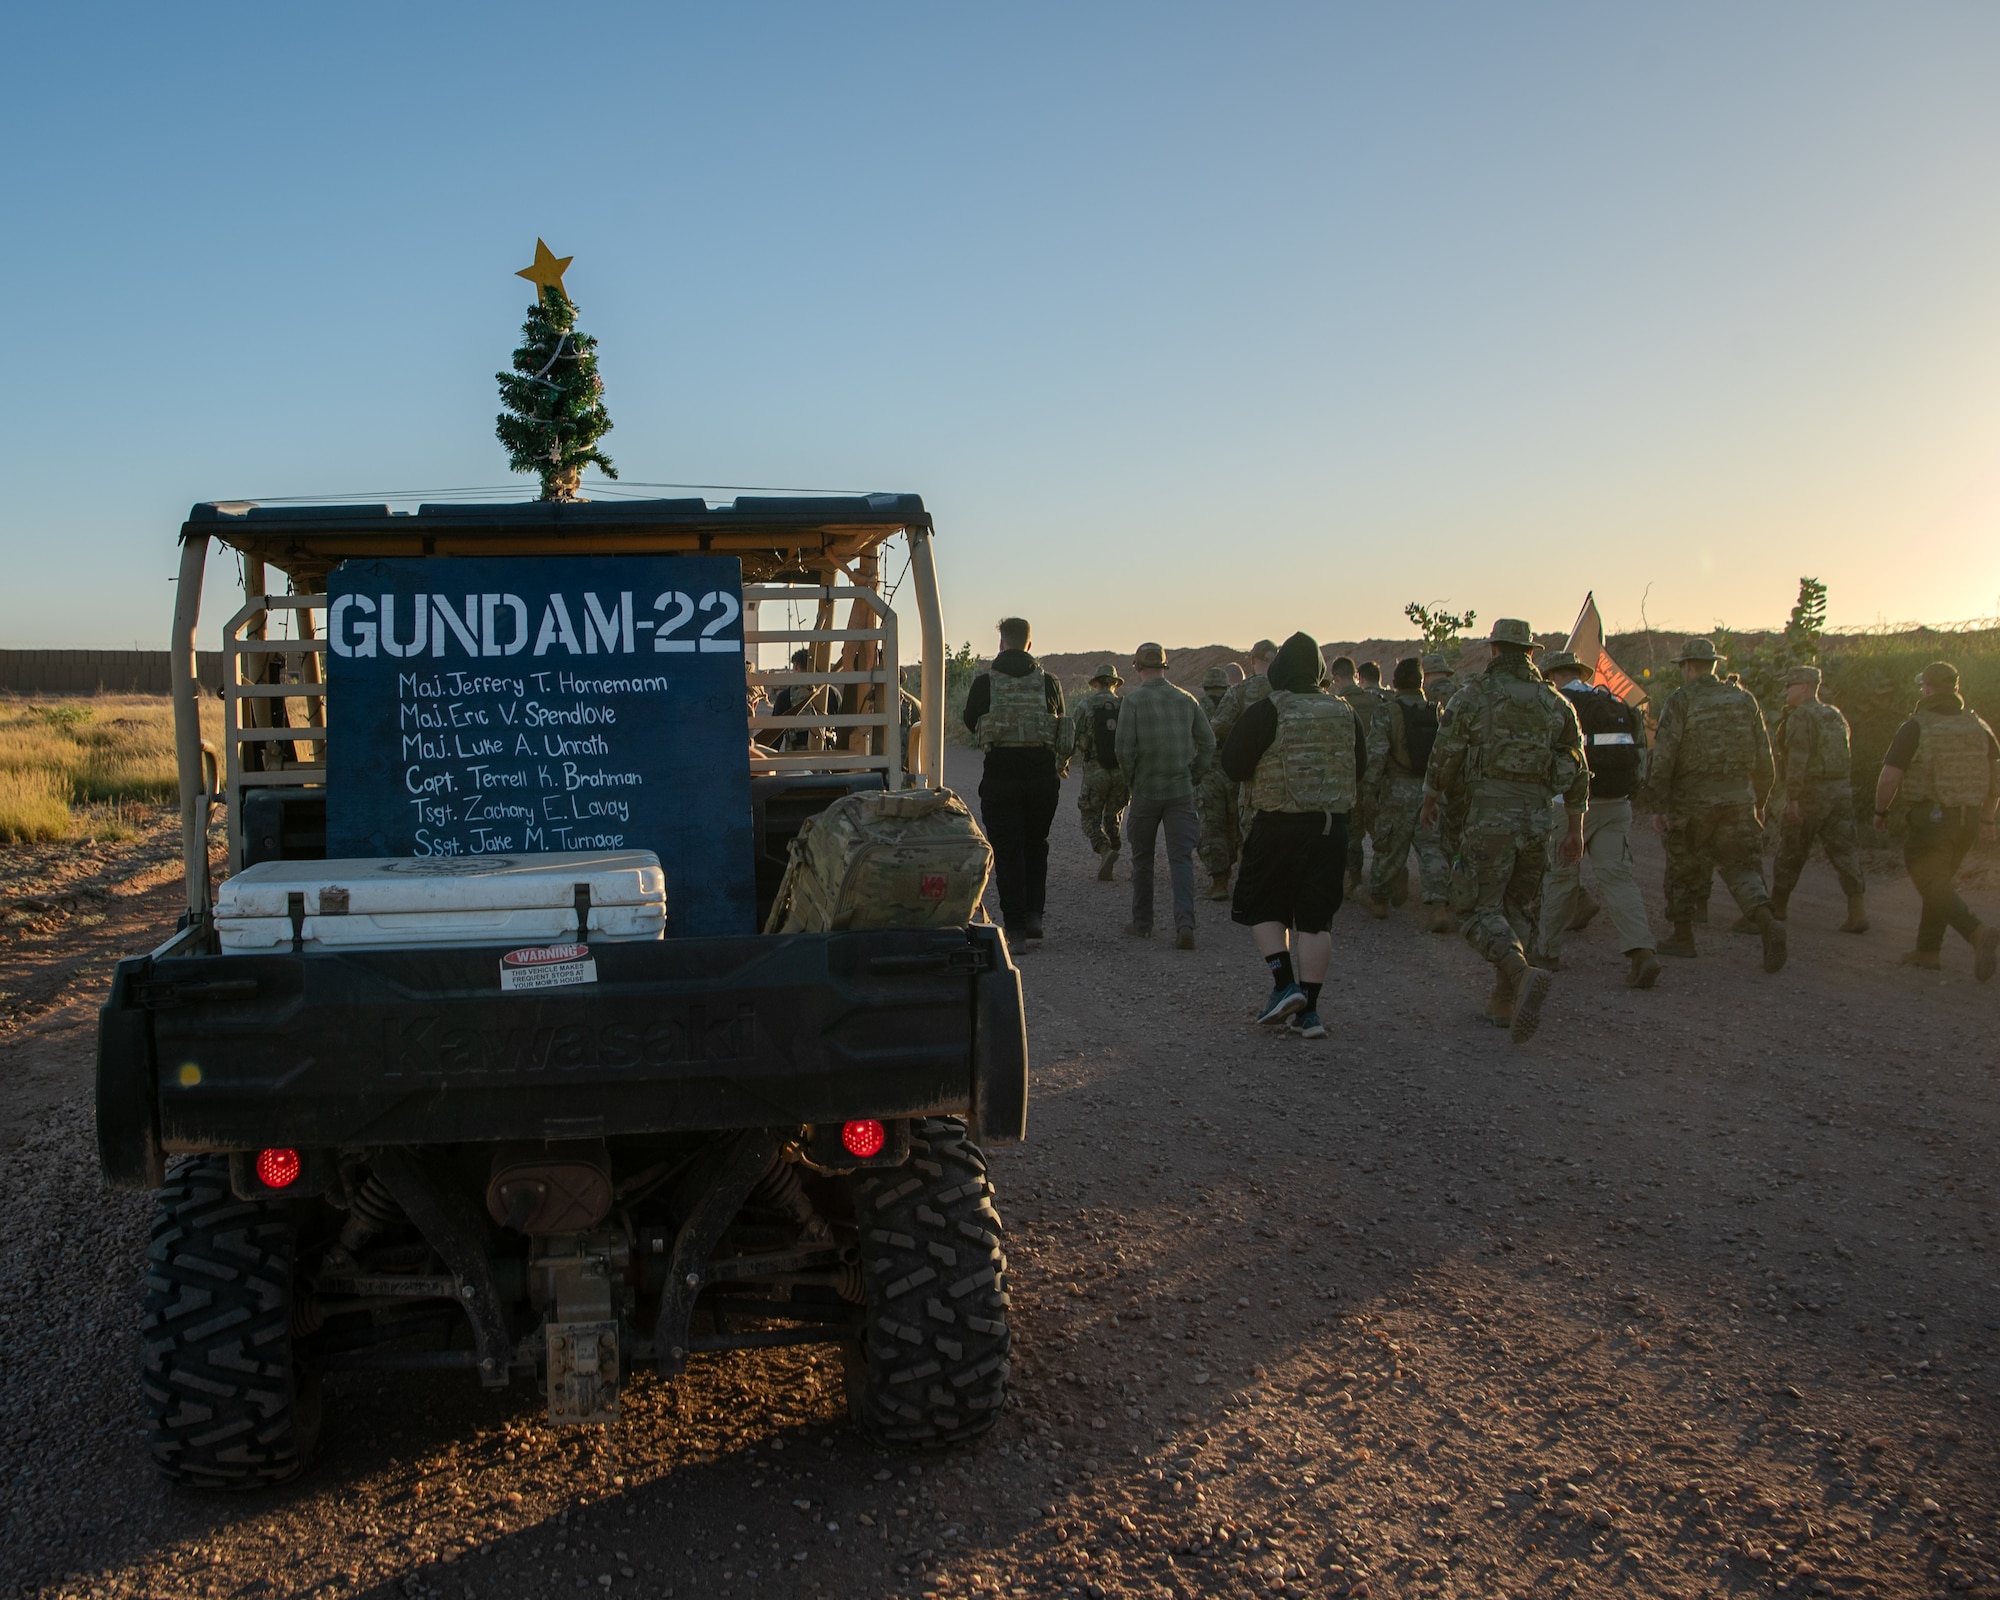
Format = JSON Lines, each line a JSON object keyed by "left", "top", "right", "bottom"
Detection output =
{"left": 515, "top": 239, "right": 574, "bottom": 304}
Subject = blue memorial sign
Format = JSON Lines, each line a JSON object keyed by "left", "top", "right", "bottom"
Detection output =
{"left": 325, "top": 555, "right": 754, "bottom": 937}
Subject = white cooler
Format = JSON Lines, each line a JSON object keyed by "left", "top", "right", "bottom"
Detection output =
{"left": 215, "top": 851, "right": 666, "bottom": 951}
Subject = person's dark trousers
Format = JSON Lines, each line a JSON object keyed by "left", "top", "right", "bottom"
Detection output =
{"left": 1905, "top": 804, "right": 1984, "bottom": 952}
{"left": 978, "top": 759, "right": 1061, "bottom": 929}
{"left": 1127, "top": 792, "right": 1200, "bottom": 931}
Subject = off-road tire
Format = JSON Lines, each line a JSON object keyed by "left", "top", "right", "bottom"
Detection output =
{"left": 844, "top": 1117, "right": 1010, "bottom": 1446}
{"left": 141, "top": 1156, "right": 322, "bottom": 1488}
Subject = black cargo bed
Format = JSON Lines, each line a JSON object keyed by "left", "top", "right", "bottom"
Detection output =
{"left": 97, "top": 923, "right": 1025, "bottom": 1186}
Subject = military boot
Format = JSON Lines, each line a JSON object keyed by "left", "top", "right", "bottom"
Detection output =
{"left": 1483, "top": 959, "right": 1520, "bottom": 1029}
{"left": 1568, "top": 899, "right": 1600, "bottom": 933}
{"left": 1731, "top": 914, "right": 1758, "bottom": 935}
{"left": 1753, "top": 906, "right": 1787, "bottom": 973}
{"left": 1770, "top": 889, "right": 1789, "bottom": 922}
{"left": 1626, "top": 948, "right": 1663, "bottom": 989}
{"left": 1427, "top": 903, "right": 1456, "bottom": 934}
{"left": 1510, "top": 957, "right": 1554, "bottom": 1045}
{"left": 1840, "top": 893, "right": 1869, "bottom": 934}
{"left": 1097, "top": 848, "right": 1120, "bottom": 883}
{"left": 1368, "top": 896, "right": 1390, "bottom": 920}
{"left": 1660, "top": 921, "right": 1698, "bottom": 958}
{"left": 1204, "top": 867, "right": 1231, "bottom": 900}
{"left": 1974, "top": 922, "right": 1999, "bottom": 983}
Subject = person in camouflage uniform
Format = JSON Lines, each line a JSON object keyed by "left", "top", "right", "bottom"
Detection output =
{"left": 1422, "top": 619, "right": 1586, "bottom": 1044}
{"left": 1070, "top": 662, "right": 1129, "bottom": 882}
{"left": 1414, "top": 652, "right": 1459, "bottom": 931}
{"left": 1641, "top": 638, "right": 1786, "bottom": 972}
{"left": 1771, "top": 664, "right": 1868, "bottom": 932}
{"left": 1871, "top": 660, "right": 2000, "bottom": 975}
{"left": 1195, "top": 665, "right": 1240, "bottom": 897}
{"left": 1363, "top": 657, "right": 1441, "bottom": 919}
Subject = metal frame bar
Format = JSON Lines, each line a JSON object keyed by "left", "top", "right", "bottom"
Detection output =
{"left": 907, "top": 529, "right": 945, "bottom": 786}
{"left": 171, "top": 535, "right": 211, "bottom": 922}
{"left": 744, "top": 582, "right": 904, "bottom": 789}
{"left": 222, "top": 593, "right": 328, "bottom": 872}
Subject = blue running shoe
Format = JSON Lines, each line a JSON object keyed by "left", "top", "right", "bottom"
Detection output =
{"left": 1287, "top": 1009, "right": 1327, "bottom": 1040}
{"left": 1255, "top": 982, "right": 1306, "bottom": 1026}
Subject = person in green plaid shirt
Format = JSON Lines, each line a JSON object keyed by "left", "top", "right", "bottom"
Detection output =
{"left": 1114, "top": 642, "right": 1216, "bottom": 948}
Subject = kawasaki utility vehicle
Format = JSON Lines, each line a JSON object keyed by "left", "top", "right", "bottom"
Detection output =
{"left": 95, "top": 496, "right": 1026, "bottom": 1487}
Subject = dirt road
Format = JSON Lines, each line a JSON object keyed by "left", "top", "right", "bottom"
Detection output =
{"left": 2, "top": 752, "right": 1997, "bottom": 1600}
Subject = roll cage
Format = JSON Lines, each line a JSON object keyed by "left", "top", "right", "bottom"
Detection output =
{"left": 167, "top": 494, "right": 948, "bottom": 928}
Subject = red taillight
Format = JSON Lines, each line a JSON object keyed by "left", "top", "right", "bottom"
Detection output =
{"left": 841, "top": 1119, "right": 887, "bottom": 1159}
{"left": 256, "top": 1147, "right": 301, "bottom": 1189}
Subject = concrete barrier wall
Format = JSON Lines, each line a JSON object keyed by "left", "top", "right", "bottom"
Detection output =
{"left": 0, "top": 650, "right": 225, "bottom": 695}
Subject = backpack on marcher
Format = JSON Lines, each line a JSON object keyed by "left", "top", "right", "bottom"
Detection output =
{"left": 765, "top": 788, "right": 993, "bottom": 933}
{"left": 1089, "top": 699, "right": 1121, "bottom": 772}
{"left": 1570, "top": 686, "right": 1643, "bottom": 799}
{"left": 1387, "top": 694, "right": 1439, "bottom": 777}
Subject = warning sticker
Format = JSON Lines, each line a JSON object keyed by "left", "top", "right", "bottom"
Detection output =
{"left": 500, "top": 943, "right": 599, "bottom": 991}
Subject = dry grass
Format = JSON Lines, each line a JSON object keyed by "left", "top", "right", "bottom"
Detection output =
{"left": 0, "top": 769, "right": 74, "bottom": 843}
{"left": 0, "top": 694, "right": 220, "bottom": 841}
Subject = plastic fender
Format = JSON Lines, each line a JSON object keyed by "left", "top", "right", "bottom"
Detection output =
{"left": 968, "top": 925, "right": 1027, "bottom": 1144}
{"left": 96, "top": 957, "right": 164, "bottom": 1190}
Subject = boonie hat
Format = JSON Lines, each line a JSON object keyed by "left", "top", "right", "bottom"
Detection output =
{"left": 1783, "top": 665, "right": 1822, "bottom": 688}
{"left": 1089, "top": 661, "right": 1123, "bottom": 686}
{"left": 1420, "top": 652, "right": 1451, "bottom": 675}
{"left": 1540, "top": 650, "right": 1583, "bottom": 674}
{"left": 1677, "top": 638, "right": 1724, "bottom": 664}
{"left": 1488, "top": 618, "right": 1534, "bottom": 647}
{"left": 1920, "top": 661, "right": 1959, "bottom": 691}
{"left": 1133, "top": 642, "right": 1168, "bottom": 669}
{"left": 1201, "top": 666, "right": 1229, "bottom": 689}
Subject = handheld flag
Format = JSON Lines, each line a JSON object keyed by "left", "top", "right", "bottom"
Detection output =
{"left": 1565, "top": 593, "right": 1645, "bottom": 706}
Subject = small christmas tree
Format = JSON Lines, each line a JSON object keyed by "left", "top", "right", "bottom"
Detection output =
{"left": 496, "top": 240, "right": 616, "bottom": 501}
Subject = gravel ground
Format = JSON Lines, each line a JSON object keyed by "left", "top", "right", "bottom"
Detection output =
{"left": 1, "top": 762, "right": 1997, "bottom": 1600}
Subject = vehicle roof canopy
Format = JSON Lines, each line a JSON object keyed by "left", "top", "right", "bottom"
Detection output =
{"left": 184, "top": 494, "right": 931, "bottom": 589}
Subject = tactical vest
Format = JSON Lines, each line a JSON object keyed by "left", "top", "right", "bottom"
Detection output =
{"left": 1792, "top": 701, "right": 1853, "bottom": 785}
{"left": 1469, "top": 676, "right": 1562, "bottom": 791}
{"left": 976, "top": 669, "right": 1067, "bottom": 755}
{"left": 1568, "top": 685, "right": 1642, "bottom": 800}
{"left": 1904, "top": 705, "right": 1993, "bottom": 807}
{"left": 1247, "top": 691, "right": 1357, "bottom": 815}
{"left": 1672, "top": 678, "right": 1762, "bottom": 796}
{"left": 1385, "top": 693, "right": 1438, "bottom": 778}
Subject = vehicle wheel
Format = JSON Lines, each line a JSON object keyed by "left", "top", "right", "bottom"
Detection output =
{"left": 844, "top": 1117, "right": 1010, "bottom": 1446}
{"left": 141, "top": 1155, "right": 322, "bottom": 1488}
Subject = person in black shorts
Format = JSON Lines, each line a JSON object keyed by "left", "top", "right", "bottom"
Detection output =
{"left": 1217, "top": 632, "right": 1366, "bottom": 1040}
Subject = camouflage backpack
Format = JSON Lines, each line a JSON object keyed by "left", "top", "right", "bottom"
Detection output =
{"left": 767, "top": 787, "right": 993, "bottom": 933}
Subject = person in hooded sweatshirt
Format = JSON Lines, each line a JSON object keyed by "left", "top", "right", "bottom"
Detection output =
{"left": 1217, "top": 631, "right": 1367, "bottom": 1041}
{"left": 963, "top": 616, "right": 1070, "bottom": 940}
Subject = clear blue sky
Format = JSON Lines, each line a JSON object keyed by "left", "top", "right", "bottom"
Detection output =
{"left": 3, "top": 4, "right": 1997, "bottom": 653}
